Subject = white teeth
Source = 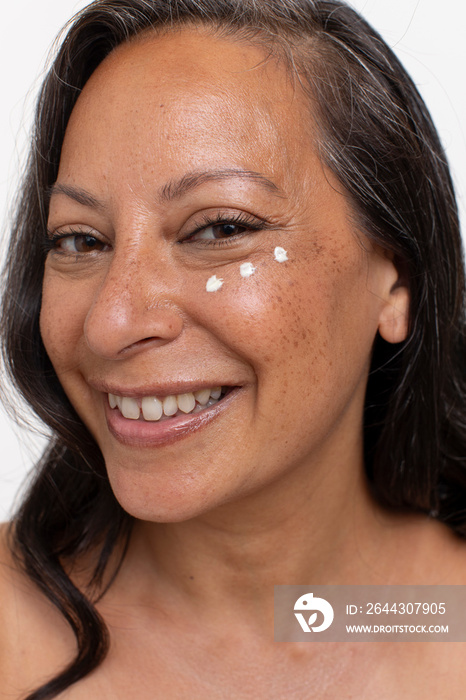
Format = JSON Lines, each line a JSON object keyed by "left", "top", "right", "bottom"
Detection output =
{"left": 109, "top": 386, "right": 227, "bottom": 422}
{"left": 163, "top": 395, "right": 178, "bottom": 416}
{"left": 120, "top": 396, "right": 140, "bottom": 420}
{"left": 141, "top": 396, "right": 163, "bottom": 421}
{"left": 177, "top": 393, "right": 196, "bottom": 413}
{"left": 194, "top": 388, "right": 211, "bottom": 405}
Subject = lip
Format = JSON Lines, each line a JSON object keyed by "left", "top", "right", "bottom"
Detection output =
{"left": 89, "top": 378, "right": 235, "bottom": 399}
{"left": 104, "top": 386, "right": 241, "bottom": 447}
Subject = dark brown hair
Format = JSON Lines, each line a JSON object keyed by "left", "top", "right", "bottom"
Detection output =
{"left": 1, "top": 1, "right": 465, "bottom": 697}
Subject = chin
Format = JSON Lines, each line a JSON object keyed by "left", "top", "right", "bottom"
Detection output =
{"left": 106, "top": 464, "right": 230, "bottom": 523}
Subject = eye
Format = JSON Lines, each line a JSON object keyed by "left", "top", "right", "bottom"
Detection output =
{"left": 190, "top": 222, "right": 247, "bottom": 241}
{"left": 46, "top": 231, "right": 109, "bottom": 255}
{"left": 184, "top": 212, "right": 270, "bottom": 245}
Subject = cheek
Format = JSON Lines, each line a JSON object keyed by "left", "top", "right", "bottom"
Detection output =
{"left": 187, "top": 257, "right": 321, "bottom": 385}
{"left": 194, "top": 263, "right": 298, "bottom": 346}
{"left": 39, "top": 273, "right": 88, "bottom": 372}
{"left": 190, "top": 248, "right": 378, "bottom": 393}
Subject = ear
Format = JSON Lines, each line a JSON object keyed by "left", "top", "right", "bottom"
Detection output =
{"left": 377, "top": 260, "right": 410, "bottom": 344}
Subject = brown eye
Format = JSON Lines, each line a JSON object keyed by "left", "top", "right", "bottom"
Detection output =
{"left": 75, "top": 235, "right": 103, "bottom": 252}
{"left": 190, "top": 222, "right": 246, "bottom": 241}
{"left": 56, "top": 234, "right": 108, "bottom": 254}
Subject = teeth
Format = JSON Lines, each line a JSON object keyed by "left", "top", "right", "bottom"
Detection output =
{"left": 163, "top": 395, "right": 178, "bottom": 416}
{"left": 141, "top": 396, "right": 163, "bottom": 421}
{"left": 120, "top": 396, "right": 140, "bottom": 420}
{"left": 177, "top": 393, "right": 196, "bottom": 413}
{"left": 194, "top": 388, "right": 211, "bottom": 405}
{"left": 109, "top": 386, "right": 227, "bottom": 422}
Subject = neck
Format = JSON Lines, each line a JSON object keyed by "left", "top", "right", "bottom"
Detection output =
{"left": 110, "top": 439, "right": 402, "bottom": 632}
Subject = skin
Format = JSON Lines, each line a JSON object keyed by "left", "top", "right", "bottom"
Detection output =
{"left": 1, "top": 27, "right": 466, "bottom": 699}
{"left": 41, "top": 31, "right": 407, "bottom": 525}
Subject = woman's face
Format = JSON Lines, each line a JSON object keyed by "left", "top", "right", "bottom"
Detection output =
{"left": 42, "top": 29, "right": 407, "bottom": 522}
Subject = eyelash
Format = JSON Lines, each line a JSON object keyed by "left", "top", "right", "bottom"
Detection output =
{"left": 182, "top": 211, "right": 270, "bottom": 247}
{"left": 43, "top": 211, "right": 270, "bottom": 255}
{"left": 42, "top": 228, "right": 105, "bottom": 256}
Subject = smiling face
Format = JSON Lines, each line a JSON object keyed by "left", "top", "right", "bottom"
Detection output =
{"left": 41, "top": 28, "right": 408, "bottom": 522}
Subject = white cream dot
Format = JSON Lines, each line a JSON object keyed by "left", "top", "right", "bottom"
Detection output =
{"left": 274, "top": 246, "right": 288, "bottom": 262}
{"left": 206, "top": 275, "right": 224, "bottom": 292}
{"left": 240, "top": 262, "right": 256, "bottom": 278}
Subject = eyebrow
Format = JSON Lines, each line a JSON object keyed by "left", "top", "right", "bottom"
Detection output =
{"left": 158, "top": 169, "right": 284, "bottom": 202}
{"left": 46, "top": 168, "right": 284, "bottom": 210}
{"left": 46, "top": 183, "right": 106, "bottom": 210}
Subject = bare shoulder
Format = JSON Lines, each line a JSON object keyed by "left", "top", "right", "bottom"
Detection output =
{"left": 418, "top": 517, "right": 466, "bottom": 584}
{"left": 381, "top": 511, "right": 466, "bottom": 584}
{"left": 0, "top": 522, "right": 75, "bottom": 699}
{"left": 0, "top": 521, "right": 47, "bottom": 630}
{"left": 0, "top": 521, "right": 30, "bottom": 697}
{"left": 0, "top": 522, "right": 26, "bottom": 637}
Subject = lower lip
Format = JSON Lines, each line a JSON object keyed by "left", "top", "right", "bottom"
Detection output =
{"left": 104, "top": 389, "right": 240, "bottom": 447}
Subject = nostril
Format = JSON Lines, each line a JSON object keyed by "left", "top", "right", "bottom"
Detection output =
{"left": 120, "top": 336, "right": 173, "bottom": 354}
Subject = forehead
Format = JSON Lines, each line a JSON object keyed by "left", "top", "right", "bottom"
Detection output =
{"left": 58, "top": 28, "right": 321, "bottom": 194}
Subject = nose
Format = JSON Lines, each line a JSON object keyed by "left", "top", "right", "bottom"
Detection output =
{"left": 84, "top": 246, "right": 184, "bottom": 359}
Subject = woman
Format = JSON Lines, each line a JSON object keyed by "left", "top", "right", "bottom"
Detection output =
{"left": 1, "top": 0, "right": 466, "bottom": 697}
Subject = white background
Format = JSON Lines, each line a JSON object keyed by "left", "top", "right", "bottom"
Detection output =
{"left": 1, "top": 0, "right": 465, "bottom": 519}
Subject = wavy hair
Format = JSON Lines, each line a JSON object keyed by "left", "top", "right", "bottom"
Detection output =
{"left": 1, "top": 0, "right": 465, "bottom": 697}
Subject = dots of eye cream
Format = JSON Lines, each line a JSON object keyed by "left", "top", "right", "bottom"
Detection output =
{"left": 239, "top": 262, "right": 256, "bottom": 278}
{"left": 274, "top": 246, "right": 288, "bottom": 263}
{"left": 206, "top": 275, "right": 224, "bottom": 292}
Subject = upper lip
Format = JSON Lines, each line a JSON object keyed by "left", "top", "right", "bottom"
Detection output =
{"left": 87, "top": 378, "right": 238, "bottom": 399}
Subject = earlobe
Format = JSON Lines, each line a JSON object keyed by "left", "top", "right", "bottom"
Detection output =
{"left": 377, "top": 283, "right": 410, "bottom": 344}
